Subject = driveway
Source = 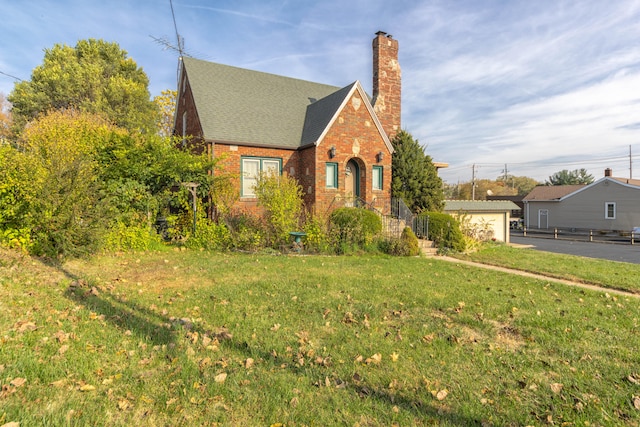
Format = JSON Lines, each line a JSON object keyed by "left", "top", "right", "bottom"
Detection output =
{"left": 510, "top": 233, "right": 640, "bottom": 264}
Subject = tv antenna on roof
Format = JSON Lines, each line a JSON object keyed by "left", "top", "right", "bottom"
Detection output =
{"left": 150, "top": 0, "right": 190, "bottom": 57}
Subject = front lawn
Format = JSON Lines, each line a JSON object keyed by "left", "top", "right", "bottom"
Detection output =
{"left": 453, "top": 243, "right": 640, "bottom": 294}
{"left": 1, "top": 248, "right": 639, "bottom": 426}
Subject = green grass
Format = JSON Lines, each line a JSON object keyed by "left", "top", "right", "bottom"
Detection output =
{"left": 1, "top": 247, "right": 639, "bottom": 426}
{"left": 453, "top": 243, "right": 640, "bottom": 294}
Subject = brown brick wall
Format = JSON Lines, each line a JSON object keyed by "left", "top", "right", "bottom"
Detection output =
{"left": 373, "top": 32, "right": 401, "bottom": 139}
{"left": 314, "top": 88, "right": 392, "bottom": 213}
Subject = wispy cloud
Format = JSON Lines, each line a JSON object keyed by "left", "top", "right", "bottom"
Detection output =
{"left": 1, "top": 0, "right": 639, "bottom": 183}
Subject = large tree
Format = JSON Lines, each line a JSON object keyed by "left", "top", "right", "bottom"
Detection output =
{"left": 391, "top": 130, "right": 444, "bottom": 213}
{"left": 8, "top": 39, "right": 157, "bottom": 133}
{"left": 0, "top": 94, "right": 11, "bottom": 143}
{"left": 546, "top": 168, "right": 594, "bottom": 185}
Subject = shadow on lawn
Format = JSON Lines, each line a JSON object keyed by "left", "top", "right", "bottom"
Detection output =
{"left": 53, "top": 261, "right": 485, "bottom": 426}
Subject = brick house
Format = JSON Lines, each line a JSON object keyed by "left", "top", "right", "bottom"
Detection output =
{"left": 174, "top": 32, "right": 400, "bottom": 215}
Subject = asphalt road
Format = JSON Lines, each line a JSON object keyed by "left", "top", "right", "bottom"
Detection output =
{"left": 510, "top": 233, "right": 640, "bottom": 264}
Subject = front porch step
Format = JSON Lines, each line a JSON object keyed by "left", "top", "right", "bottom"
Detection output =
{"left": 418, "top": 239, "right": 438, "bottom": 256}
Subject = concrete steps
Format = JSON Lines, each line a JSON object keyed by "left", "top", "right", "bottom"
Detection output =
{"left": 418, "top": 239, "right": 438, "bottom": 256}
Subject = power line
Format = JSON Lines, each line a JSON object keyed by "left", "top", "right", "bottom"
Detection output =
{"left": 0, "top": 70, "right": 23, "bottom": 82}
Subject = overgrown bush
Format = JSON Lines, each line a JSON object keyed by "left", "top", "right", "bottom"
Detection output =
{"left": 329, "top": 208, "right": 382, "bottom": 252}
{"left": 420, "top": 211, "right": 465, "bottom": 253}
{"left": 380, "top": 226, "right": 420, "bottom": 256}
{"left": 184, "top": 219, "right": 232, "bottom": 251}
{"left": 302, "top": 212, "right": 331, "bottom": 253}
{"left": 254, "top": 173, "right": 304, "bottom": 248}
{"left": 104, "top": 221, "right": 163, "bottom": 251}
{"left": 225, "top": 212, "right": 267, "bottom": 252}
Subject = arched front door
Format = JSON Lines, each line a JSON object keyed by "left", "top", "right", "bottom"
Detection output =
{"left": 345, "top": 159, "right": 360, "bottom": 203}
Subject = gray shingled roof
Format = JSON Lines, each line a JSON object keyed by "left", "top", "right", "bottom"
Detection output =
{"left": 522, "top": 185, "right": 585, "bottom": 201}
{"left": 444, "top": 200, "right": 520, "bottom": 212}
{"left": 182, "top": 57, "right": 345, "bottom": 149}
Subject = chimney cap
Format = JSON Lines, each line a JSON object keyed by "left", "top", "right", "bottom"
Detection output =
{"left": 375, "top": 31, "right": 387, "bottom": 36}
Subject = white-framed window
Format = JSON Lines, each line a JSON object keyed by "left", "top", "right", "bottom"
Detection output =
{"left": 241, "top": 157, "right": 281, "bottom": 197}
{"left": 372, "top": 166, "right": 383, "bottom": 190}
{"left": 605, "top": 202, "right": 616, "bottom": 219}
{"left": 326, "top": 163, "right": 338, "bottom": 188}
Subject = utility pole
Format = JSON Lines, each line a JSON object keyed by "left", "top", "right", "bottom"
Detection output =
{"left": 471, "top": 164, "right": 477, "bottom": 201}
{"left": 630, "top": 145, "right": 633, "bottom": 179}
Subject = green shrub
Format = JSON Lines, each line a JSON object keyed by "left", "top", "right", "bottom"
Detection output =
{"left": 329, "top": 208, "right": 382, "bottom": 251}
{"left": 225, "top": 212, "right": 267, "bottom": 252}
{"left": 302, "top": 213, "right": 331, "bottom": 253}
{"left": 420, "top": 211, "right": 465, "bottom": 253}
{"left": 380, "top": 226, "right": 420, "bottom": 256}
{"left": 185, "top": 219, "right": 232, "bottom": 251}
{"left": 254, "top": 173, "right": 304, "bottom": 248}
{"left": 104, "top": 222, "right": 163, "bottom": 251}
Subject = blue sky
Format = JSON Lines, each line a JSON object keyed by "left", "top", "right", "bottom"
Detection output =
{"left": 2, "top": 0, "right": 640, "bottom": 184}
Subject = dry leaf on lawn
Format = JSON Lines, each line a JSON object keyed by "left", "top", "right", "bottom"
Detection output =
{"left": 550, "top": 383, "right": 563, "bottom": 394}
{"left": 436, "top": 389, "right": 448, "bottom": 400}
{"left": 10, "top": 378, "right": 26, "bottom": 387}
{"left": 214, "top": 372, "right": 227, "bottom": 383}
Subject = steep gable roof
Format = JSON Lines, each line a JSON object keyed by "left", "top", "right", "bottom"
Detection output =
{"left": 523, "top": 185, "right": 585, "bottom": 201}
{"left": 300, "top": 83, "right": 357, "bottom": 147}
{"left": 181, "top": 57, "right": 342, "bottom": 149}
{"left": 301, "top": 81, "right": 393, "bottom": 153}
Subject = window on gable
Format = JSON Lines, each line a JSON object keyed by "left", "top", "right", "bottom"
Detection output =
{"left": 605, "top": 202, "right": 616, "bottom": 219}
{"left": 326, "top": 163, "right": 338, "bottom": 188}
{"left": 241, "top": 157, "right": 282, "bottom": 197}
{"left": 372, "top": 166, "right": 383, "bottom": 190}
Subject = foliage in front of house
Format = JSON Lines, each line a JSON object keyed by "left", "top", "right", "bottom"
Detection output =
{"left": 329, "top": 207, "right": 382, "bottom": 253}
{"left": 420, "top": 211, "right": 465, "bottom": 253}
{"left": 391, "top": 130, "right": 444, "bottom": 213}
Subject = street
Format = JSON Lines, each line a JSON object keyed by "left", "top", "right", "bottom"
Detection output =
{"left": 510, "top": 233, "right": 640, "bottom": 264}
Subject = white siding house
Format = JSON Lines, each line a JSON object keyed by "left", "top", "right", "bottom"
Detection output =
{"left": 444, "top": 200, "right": 519, "bottom": 243}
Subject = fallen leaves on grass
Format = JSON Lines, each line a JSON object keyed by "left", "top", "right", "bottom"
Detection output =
{"left": 628, "top": 374, "right": 640, "bottom": 385}
{"left": 9, "top": 378, "right": 26, "bottom": 387}
{"left": 78, "top": 384, "right": 96, "bottom": 392}
{"left": 365, "top": 353, "right": 382, "bottom": 365}
{"left": 550, "top": 383, "right": 563, "bottom": 394}
{"left": 435, "top": 389, "right": 448, "bottom": 401}
{"left": 214, "top": 373, "right": 227, "bottom": 383}
{"left": 633, "top": 396, "right": 640, "bottom": 410}
{"left": 13, "top": 320, "right": 36, "bottom": 333}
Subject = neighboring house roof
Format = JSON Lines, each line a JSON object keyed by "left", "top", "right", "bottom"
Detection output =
{"left": 611, "top": 177, "right": 640, "bottom": 186}
{"left": 444, "top": 200, "right": 520, "bottom": 212}
{"left": 181, "top": 57, "right": 388, "bottom": 150}
{"left": 524, "top": 177, "right": 640, "bottom": 202}
{"left": 522, "top": 185, "right": 585, "bottom": 201}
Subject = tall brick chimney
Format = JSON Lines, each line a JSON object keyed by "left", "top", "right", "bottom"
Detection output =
{"left": 373, "top": 31, "right": 401, "bottom": 139}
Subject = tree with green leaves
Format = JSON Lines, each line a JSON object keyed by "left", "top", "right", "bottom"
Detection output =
{"left": 153, "top": 89, "right": 177, "bottom": 137}
{"left": 546, "top": 168, "right": 594, "bottom": 185}
{"left": 0, "top": 94, "right": 11, "bottom": 144}
{"left": 8, "top": 39, "right": 157, "bottom": 133}
{"left": 391, "top": 130, "right": 444, "bottom": 213}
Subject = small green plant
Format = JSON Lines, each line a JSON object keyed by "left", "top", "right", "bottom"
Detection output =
{"left": 380, "top": 226, "right": 420, "bottom": 256}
